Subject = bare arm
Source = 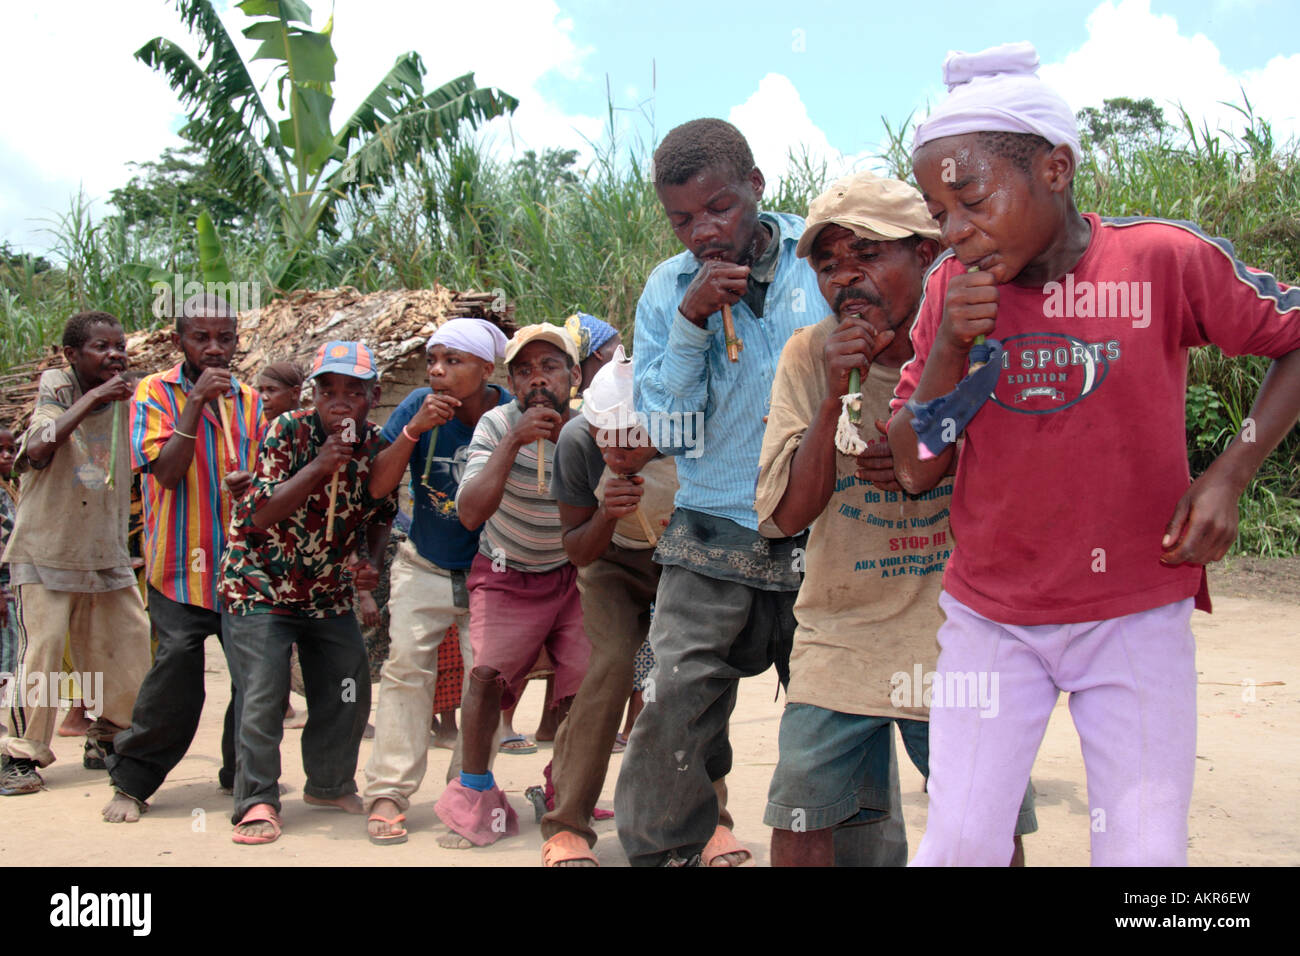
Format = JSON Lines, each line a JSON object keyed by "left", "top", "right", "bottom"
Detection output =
{"left": 558, "top": 474, "right": 645, "bottom": 567}
{"left": 1162, "top": 348, "right": 1300, "bottom": 565}
{"left": 25, "top": 374, "right": 132, "bottom": 467}
{"left": 770, "top": 397, "right": 840, "bottom": 537}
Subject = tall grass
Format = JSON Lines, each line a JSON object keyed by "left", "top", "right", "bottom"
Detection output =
{"left": 4, "top": 98, "right": 1297, "bottom": 554}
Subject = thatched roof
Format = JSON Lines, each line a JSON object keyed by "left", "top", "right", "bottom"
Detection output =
{"left": 0, "top": 284, "right": 516, "bottom": 433}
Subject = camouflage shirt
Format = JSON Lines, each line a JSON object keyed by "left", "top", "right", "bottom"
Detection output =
{"left": 221, "top": 409, "right": 398, "bottom": 618}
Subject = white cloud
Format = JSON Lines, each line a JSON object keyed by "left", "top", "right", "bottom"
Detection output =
{"left": 728, "top": 74, "right": 840, "bottom": 183}
{"left": 1040, "top": 0, "right": 1300, "bottom": 143}
{"left": 0, "top": 0, "right": 603, "bottom": 254}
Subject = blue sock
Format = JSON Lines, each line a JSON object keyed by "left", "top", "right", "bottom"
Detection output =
{"left": 460, "top": 771, "right": 494, "bottom": 792}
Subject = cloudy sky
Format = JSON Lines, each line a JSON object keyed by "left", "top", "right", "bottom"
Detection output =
{"left": 3, "top": 0, "right": 1297, "bottom": 256}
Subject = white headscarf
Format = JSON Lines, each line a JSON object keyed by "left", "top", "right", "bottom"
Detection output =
{"left": 426, "top": 318, "right": 508, "bottom": 363}
{"left": 913, "top": 41, "right": 1082, "bottom": 164}
{"left": 581, "top": 345, "right": 639, "bottom": 431}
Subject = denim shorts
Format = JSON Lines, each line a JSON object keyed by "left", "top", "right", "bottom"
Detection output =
{"left": 765, "top": 703, "right": 1037, "bottom": 834}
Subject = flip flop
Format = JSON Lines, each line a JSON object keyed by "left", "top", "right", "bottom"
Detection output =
{"left": 368, "top": 812, "right": 408, "bottom": 846}
{"left": 542, "top": 830, "right": 598, "bottom": 867}
{"left": 498, "top": 734, "right": 538, "bottom": 755}
{"left": 611, "top": 733, "right": 628, "bottom": 754}
{"left": 701, "top": 825, "right": 754, "bottom": 867}
{"left": 232, "top": 803, "right": 282, "bottom": 845}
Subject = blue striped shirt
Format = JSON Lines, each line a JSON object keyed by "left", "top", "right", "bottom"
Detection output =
{"left": 632, "top": 211, "right": 824, "bottom": 530}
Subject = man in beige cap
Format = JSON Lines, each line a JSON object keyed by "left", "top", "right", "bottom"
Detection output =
{"left": 432, "top": 322, "right": 589, "bottom": 849}
{"left": 755, "top": 170, "right": 1037, "bottom": 865}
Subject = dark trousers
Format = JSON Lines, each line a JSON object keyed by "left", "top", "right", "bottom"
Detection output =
{"left": 223, "top": 610, "right": 370, "bottom": 823}
{"left": 614, "top": 563, "right": 797, "bottom": 866}
{"left": 106, "top": 587, "right": 238, "bottom": 802}
{"left": 542, "top": 545, "right": 658, "bottom": 846}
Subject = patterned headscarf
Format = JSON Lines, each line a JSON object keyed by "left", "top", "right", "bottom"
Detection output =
{"left": 565, "top": 312, "right": 618, "bottom": 360}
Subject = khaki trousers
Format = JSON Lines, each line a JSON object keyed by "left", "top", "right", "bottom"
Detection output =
{"left": 1, "top": 582, "right": 151, "bottom": 766}
{"left": 363, "top": 542, "right": 469, "bottom": 812}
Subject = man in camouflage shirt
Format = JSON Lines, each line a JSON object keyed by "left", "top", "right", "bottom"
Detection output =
{"left": 220, "top": 341, "right": 397, "bottom": 845}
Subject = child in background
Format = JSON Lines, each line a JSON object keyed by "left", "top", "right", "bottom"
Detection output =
{"left": 256, "top": 362, "right": 304, "bottom": 422}
{"left": 220, "top": 341, "right": 397, "bottom": 845}
{"left": 889, "top": 42, "right": 1300, "bottom": 866}
{"left": 0, "top": 312, "right": 152, "bottom": 795}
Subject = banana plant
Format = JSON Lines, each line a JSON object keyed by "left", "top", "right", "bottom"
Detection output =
{"left": 136, "top": 0, "right": 518, "bottom": 290}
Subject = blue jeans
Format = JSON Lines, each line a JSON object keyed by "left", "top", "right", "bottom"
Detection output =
{"left": 223, "top": 610, "right": 370, "bottom": 823}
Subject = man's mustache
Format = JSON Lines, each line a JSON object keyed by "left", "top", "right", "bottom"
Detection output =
{"left": 834, "top": 286, "right": 884, "bottom": 313}
{"left": 524, "top": 387, "right": 564, "bottom": 410}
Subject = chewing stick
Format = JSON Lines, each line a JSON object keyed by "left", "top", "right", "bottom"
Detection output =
{"left": 722, "top": 303, "right": 742, "bottom": 363}
{"left": 325, "top": 471, "right": 340, "bottom": 543}
{"left": 634, "top": 507, "right": 658, "bottom": 546}
{"left": 966, "top": 264, "right": 987, "bottom": 369}
{"left": 218, "top": 396, "right": 237, "bottom": 464}
{"left": 536, "top": 440, "right": 546, "bottom": 493}
{"left": 106, "top": 400, "right": 121, "bottom": 489}
{"left": 422, "top": 427, "right": 439, "bottom": 483}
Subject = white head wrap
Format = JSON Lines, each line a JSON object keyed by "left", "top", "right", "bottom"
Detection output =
{"left": 581, "top": 345, "right": 639, "bottom": 431}
{"left": 913, "top": 42, "right": 1081, "bottom": 164}
{"left": 426, "top": 318, "right": 508, "bottom": 363}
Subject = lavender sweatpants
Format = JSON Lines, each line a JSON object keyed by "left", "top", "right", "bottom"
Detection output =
{"left": 913, "top": 592, "right": 1196, "bottom": 867}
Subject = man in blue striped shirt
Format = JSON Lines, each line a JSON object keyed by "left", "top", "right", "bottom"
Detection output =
{"left": 616, "top": 119, "right": 824, "bottom": 866}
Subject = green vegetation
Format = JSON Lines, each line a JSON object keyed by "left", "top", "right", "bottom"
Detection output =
{"left": 1, "top": 83, "right": 1296, "bottom": 554}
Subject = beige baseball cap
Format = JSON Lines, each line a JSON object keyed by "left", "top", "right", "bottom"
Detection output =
{"left": 504, "top": 322, "right": 581, "bottom": 366}
{"left": 796, "top": 169, "right": 941, "bottom": 259}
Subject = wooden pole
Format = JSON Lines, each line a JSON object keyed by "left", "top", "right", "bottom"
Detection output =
{"left": 536, "top": 440, "right": 546, "bottom": 493}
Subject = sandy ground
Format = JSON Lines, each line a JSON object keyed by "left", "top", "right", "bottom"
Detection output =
{"left": 2, "top": 572, "right": 1296, "bottom": 867}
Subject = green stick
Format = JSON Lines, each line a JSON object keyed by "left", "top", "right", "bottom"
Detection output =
{"left": 106, "top": 401, "right": 121, "bottom": 489}
{"left": 847, "top": 368, "right": 862, "bottom": 424}
{"left": 422, "top": 427, "right": 439, "bottom": 484}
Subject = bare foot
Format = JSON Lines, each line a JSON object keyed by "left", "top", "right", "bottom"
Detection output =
{"left": 102, "top": 791, "right": 145, "bottom": 823}
{"left": 57, "top": 706, "right": 93, "bottom": 738}
{"left": 437, "top": 831, "right": 474, "bottom": 849}
{"left": 708, "top": 850, "right": 751, "bottom": 867}
{"left": 432, "top": 729, "right": 458, "bottom": 750}
{"left": 367, "top": 797, "right": 405, "bottom": 840}
{"left": 303, "top": 793, "right": 364, "bottom": 814}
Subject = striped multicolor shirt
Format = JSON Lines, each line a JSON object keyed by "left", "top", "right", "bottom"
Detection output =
{"left": 457, "top": 402, "right": 569, "bottom": 572}
{"left": 131, "top": 363, "right": 264, "bottom": 610}
{"left": 632, "top": 211, "right": 825, "bottom": 530}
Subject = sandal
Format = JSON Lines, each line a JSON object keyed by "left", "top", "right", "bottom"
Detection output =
{"left": 498, "top": 734, "right": 538, "bottom": 755}
{"left": 367, "top": 812, "right": 408, "bottom": 846}
{"left": 232, "top": 803, "right": 282, "bottom": 845}
{"left": 701, "top": 825, "right": 754, "bottom": 867}
{"left": 542, "top": 830, "right": 598, "bottom": 867}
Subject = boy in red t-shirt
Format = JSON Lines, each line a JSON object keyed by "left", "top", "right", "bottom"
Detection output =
{"left": 889, "top": 42, "right": 1300, "bottom": 866}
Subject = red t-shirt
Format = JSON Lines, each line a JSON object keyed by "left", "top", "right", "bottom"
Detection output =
{"left": 892, "top": 213, "right": 1300, "bottom": 625}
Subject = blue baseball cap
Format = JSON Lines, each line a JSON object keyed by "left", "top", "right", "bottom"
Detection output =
{"left": 308, "top": 341, "right": 377, "bottom": 381}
